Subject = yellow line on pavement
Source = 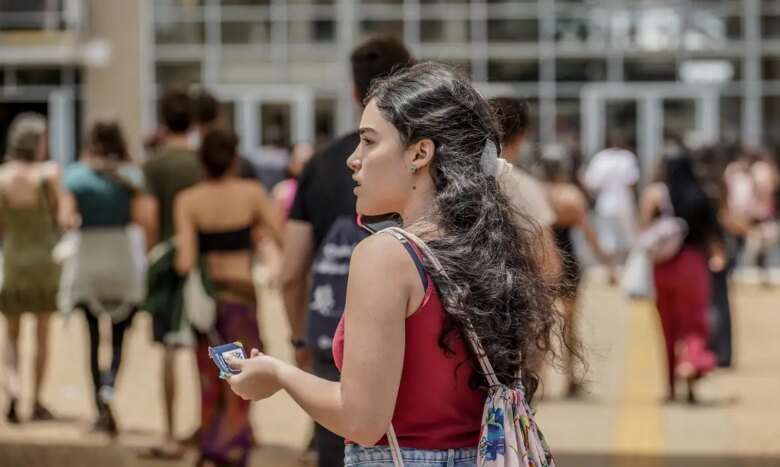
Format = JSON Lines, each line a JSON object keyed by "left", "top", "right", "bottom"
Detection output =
{"left": 613, "top": 299, "right": 665, "bottom": 455}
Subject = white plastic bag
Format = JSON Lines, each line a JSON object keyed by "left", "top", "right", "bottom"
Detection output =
{"left": 622, "top": 248, "right": 653, "bottom": 299}
{"left": 184, "top": 268, "right": 217, "bottom": 332}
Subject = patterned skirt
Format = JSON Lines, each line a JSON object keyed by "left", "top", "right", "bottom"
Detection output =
{"left": 195, "top": 299, "right": 263, "bottom": 467}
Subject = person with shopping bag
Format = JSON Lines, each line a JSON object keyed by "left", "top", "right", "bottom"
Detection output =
{"left": 638, "top": 147, "right": 725, "bottom": 404}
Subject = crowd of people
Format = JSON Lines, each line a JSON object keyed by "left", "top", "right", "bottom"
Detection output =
{"left": 0, "top": 34, "right": 778, "bottom": 467}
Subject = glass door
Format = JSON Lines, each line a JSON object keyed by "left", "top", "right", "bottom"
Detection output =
{"left": 216, "top": 86, "right": 314, "bottom": 190}
{"left": 581, "top": 83, "right": 719, "bottom": 185}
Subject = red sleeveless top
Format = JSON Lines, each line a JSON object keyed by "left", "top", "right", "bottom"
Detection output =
{"left": 332, "top": 246, "right": 485, "bottom": 449}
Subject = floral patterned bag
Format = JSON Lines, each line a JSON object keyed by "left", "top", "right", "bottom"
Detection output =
{"left": 382, "top": 227, "right": 556, "bottom": 467}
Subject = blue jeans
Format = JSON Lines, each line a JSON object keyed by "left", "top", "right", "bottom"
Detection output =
{"left": 344, "top": 444, "right": 477, "bottom": 467}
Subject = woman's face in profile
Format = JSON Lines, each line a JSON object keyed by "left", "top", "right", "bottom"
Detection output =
{"left": 348, "top": 100, "right": 415, "bottom": 216}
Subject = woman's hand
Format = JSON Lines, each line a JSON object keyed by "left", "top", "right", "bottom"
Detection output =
{"left": 709, "top": 254, "right": 727, "bottom": 273}
{"left": 226, "top": 349, "right": 284, "bottom": 401}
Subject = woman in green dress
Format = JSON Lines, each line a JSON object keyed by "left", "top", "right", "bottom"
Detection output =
{"left": 0, "top": 113, "right": 63, "bottom": 423}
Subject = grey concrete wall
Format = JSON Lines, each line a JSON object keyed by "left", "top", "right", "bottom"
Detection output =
{"left": 82, "top": 0, "right": 145, "bottom": 161}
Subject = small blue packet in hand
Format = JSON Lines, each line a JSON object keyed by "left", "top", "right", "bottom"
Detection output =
{"left": 208, "top": 341, "right": 246, "bottom": 379}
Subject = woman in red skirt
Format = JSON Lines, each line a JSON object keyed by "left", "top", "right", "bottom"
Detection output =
{"left": 639, "top": 148, "right": 725, "bottom": 404}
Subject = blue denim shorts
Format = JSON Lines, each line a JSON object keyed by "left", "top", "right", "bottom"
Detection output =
{"left": 344, "top": 443, "right": 477, "bottom": 467}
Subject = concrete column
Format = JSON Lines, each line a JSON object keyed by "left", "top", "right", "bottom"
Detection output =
{"left": 606, "top": 0, "right": 624, "bottom": 82}
{"left": 581, "top": 89, "right": 604, "bottom": 159}
{"left": 742, "top": 0, "right": 762, "bottom": 145}
{"left": 238, "top": 99, "right": 257, "bottom": 155}
{"left": 293, "top": 90, "right": 315, "bottom": 145}
{"left": 639, "top": 95, "right": 661, "bottom": 184}
{"left": 204, "top": 0, "right": 221, "bottom": 85}
{"left": 336, "top": 0, "right": 356, "bottom": 135}
{"left": 697, "top": 90, "right": 720, "bottom": 146}
{"left": 403, "top": 0, "right": 420, "bottom": 55}
{"left": 49, "top": 88, "right": 75, "bottom": 164}
{"left": 469, "top": 0, "right": 488, "bottom": 83}
{"left": 83, "top": 0, "right": 144, "bottom": 161}
{"left": 538, "top": 0, "right": 557, "bottom": 146}
{"left": 271, "top": 0, "right": 289, "bottom": 82}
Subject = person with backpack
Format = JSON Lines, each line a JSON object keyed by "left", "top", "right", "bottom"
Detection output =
{"left": 278, "top": 36, "right": 413, "bottom": 467}
{"left": 639, "top": 145, "right": 725, "bottom": 404}
{"left": 227, "top": 62, "right": 567, "bottom": 467}
{"left": 142, "top": 88, "right": 203, "bottom": 458}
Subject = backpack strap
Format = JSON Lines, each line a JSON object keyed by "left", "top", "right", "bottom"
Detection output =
{"left": 381, "top": 226, "right": 507, "bottom": 467}
{"left": 387, "top": 425, "right": 404, "bottom": 467}
{"left": 380, "top": 227, "right": 429, "bottom": 291}
{"left": 379, "top": 227, "right": 501, "bottom": 388}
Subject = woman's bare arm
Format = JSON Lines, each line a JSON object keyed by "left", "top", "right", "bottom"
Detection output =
{"left": 639, "top": 183, "right": 662, "bottom": 230}
{"left": 253, "top": 184, "right": 284, "bottom": 248}
{"left": 131, "top": 193, "right": 159, "bottom": 251}
{"left": 229, "top": 233, "right": 415, "bottom": 446}
{"left": 173, "top": 192, "right": 197, "bottom": 275}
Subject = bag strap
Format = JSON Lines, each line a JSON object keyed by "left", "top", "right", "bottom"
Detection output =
{"left": 379, "top": 225, "right": 514, "bottom": 467}
{"left": 381, "top": 228, "right": 429, "bottom": 291}
{"left": 380, "top": 227, "right": 502, "bottom": 385}
{"left": 387, "top": 424, "right": 404, "bottom": 467}
{"left": 380, "top": 227, "right": 426, "bottom": 467}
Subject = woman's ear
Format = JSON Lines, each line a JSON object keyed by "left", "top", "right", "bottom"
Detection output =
{"left": 411, "top": 138, "right": 435, "bottom": 168}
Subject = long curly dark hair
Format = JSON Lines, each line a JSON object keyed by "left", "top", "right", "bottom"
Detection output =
{"left": 367, "top": 62, "right": 572, "bottom": 398}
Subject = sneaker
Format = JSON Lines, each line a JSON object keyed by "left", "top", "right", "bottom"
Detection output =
{"left": 92, "top": 403, "right": 118, "bottom": 436}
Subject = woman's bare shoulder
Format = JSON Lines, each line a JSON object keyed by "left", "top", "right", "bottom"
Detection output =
{"left": 550, "top": 183, "right": 586, "bottom": 210}
{"left": 175, "top": 183, "right": 201, "bottom": 207}
{"left": 237, "top": 179, "right": 271, "bottom": 197}
{"left": 39, "top": 161, "right": 61, "bottom": 181}
{"left": 352, "top": 232, "right": 414, "bottom": 274}
{"left": 643, "top": 182, "right": 665, "bottom": 199}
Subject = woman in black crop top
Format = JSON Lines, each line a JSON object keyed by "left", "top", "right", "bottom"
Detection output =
{"left": 173, "top": 127, "right": 282, "bottom": 467}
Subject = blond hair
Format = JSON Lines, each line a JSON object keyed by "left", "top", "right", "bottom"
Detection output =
{"left": 6, "top": 113, "right": 47, "bottom": 161}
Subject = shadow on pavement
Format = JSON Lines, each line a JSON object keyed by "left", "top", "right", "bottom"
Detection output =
{"left": 555, "top": 452, "right": 780, "bottom": 467}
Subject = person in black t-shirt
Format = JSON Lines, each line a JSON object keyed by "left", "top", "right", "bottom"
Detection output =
{"left": 288, "top": 132, "right": 360, "bottom": 250}
{"left": 280, "top": 36, "right": 412, "bottom": 467}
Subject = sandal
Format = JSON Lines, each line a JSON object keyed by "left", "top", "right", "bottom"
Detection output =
{"left": 30, "top": 403, "right": 55, "bottom": 422}
{"left": 5, "top": 399, "right": 19, "bottom": 424}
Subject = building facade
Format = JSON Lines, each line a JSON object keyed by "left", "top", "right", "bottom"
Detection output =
{"left": 148, "top": 0, "right": 780, "bottom": 177}
{"left": 0, "top": 0, "right": 144, "bottom": 163}
{"left": 4, "top": 0, "right": 780, "bottom": 177}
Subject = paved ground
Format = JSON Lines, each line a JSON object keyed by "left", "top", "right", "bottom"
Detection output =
{"left": 0, "top": 274, "right": 779, "bottom": 467}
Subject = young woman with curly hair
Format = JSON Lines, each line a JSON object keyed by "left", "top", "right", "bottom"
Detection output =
{"left": 227, "top": 62, "right": 571, "bottom": 467}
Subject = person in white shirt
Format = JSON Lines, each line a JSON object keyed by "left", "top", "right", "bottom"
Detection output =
{"left": 583, "top": 134, "right": 640, "bottom": 264}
